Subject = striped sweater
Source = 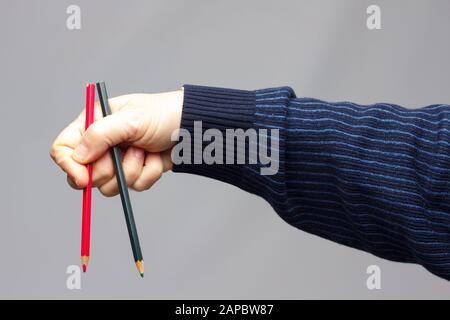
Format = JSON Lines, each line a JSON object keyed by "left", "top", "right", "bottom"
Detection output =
{"left": 173, "top": 84, "right": 450, "bottom": 281}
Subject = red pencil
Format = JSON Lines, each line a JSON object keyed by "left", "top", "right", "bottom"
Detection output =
{"left": 81, "top": 83, "right": 95, "bottom": 272}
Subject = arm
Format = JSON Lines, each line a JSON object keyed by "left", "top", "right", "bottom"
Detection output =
{"left": 173, "top": 85, "right": 450, "bottom": 281}
{"left": 49, "top": 84, "right": 450, "bottom": 281}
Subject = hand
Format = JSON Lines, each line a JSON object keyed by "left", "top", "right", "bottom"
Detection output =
{"left": 49, "top": 89, "right": 183, "bottom": 196}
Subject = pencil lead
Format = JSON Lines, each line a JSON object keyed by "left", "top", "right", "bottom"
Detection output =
{"left": 136, "top": 260, "right": 144, "bottom": 277}
{"left": 82, "top": 264, "right": 87, "bottom": 273}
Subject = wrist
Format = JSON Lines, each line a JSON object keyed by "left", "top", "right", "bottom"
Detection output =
{"left": 171, "top": 84, "right": 255, "bottom": 171}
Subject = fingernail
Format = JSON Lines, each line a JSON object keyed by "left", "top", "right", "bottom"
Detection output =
{"left": 74, "top": 144, "right": 89, "bottom": 161}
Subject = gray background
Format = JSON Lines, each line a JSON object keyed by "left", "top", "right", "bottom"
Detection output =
{"left": 1, "top": 0, "right": 450, "bottom": 299}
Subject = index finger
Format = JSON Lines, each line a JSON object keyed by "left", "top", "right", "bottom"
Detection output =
{"left": 50, "top": 94, "right": 135, "bottom": 187}
{"left": 50, "top": 120, "right": 89, "bottom": 187}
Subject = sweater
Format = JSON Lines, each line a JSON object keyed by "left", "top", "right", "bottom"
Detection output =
{"left": 172, "top": 84, "right": 450, "bottom": 281}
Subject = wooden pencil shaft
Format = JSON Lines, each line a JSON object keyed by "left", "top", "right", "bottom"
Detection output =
{"left": 96, "top": 82, "right": 143, "bottom": 261}
{"left": 81, "top": 83, "right": 95, "bottom": 265}
{"left": 110, "top": 146, "right": 142, "bottom": 260}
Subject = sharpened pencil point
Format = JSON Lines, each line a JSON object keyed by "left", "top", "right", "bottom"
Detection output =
{"left": 81, "top": 256, "right": 89, "bottom": 273}
{"left": 136, "top": 260, "right": 144, "bottom": 277}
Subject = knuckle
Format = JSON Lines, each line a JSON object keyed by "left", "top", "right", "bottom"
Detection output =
{"left": 128, "top": 167, "right": 141, "bottom": 183}
{"left": 88, "top": 123, "right": 104, "bottom": 139}
{"left": 99, "top": 185, "right": 116, "bottom": 198}
{"left": 132, "top": 181, "right": 149, "bottom": 192}
{"left": 66, "top": 176, "right": 76, "bottom": 189}
{"left": 95, "top": 163, "right": 113, "bottom": 180}
{"left": 49, "top": 144, "right": 58, "bottom": 161}
{"left": 124, "top": 111, "right": 143, "bottom": 139}
{"left": 49, "top": 145, "right": 55, "bottom": 159}
{"left": 152, "top": 162, "right": 164, "bottom": 181}
{"left": 56, "top": 155, "right": 68, "bottom": 170}
{"left": 67, "top": 176, "right": 81, "bottom": 190}
{"left": 88, "top": 123, "right": 113, "bottom": 148}
{"left": 123, "top": 160, "right": 142, "bottom": 183}
{"left": 154, "top": 170, "right": 163, "bottom": 182}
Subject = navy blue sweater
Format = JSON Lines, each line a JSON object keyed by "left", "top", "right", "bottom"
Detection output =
{"left": 173, "top": 85, "right": 450, "bottom": 281}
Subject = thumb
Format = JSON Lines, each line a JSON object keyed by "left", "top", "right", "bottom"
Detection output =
{"left": 72, "top": 110, "right": 143, "bottom": 164}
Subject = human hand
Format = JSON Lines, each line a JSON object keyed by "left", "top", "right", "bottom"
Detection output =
{"left": 49, "top": 89, "right": 183, "bottom": 196}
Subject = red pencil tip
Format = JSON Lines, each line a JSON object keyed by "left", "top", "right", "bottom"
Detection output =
{"left": 81, "top": 256, "right": 89, "bottom": 272}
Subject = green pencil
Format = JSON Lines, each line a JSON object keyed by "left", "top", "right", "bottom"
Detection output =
{"left": 96, "top": 82, "right": 144, "bottom": 278}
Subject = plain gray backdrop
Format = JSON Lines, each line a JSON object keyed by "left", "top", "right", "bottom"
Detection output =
{"left": 1, "top": 0, "right": 450, "bottom": 299}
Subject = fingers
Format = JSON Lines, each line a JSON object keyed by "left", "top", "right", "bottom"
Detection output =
{"left": 72, "top": 109, "right": 144, "bottom": 165}
{"left": 50, "top": 122, "right": 89, "bottom": 187}
{"left": 131, "top": 153, "right": 164, "bottom": 192}
{"left": 92, "top": 152, "right": 115, "bottom": 187}
{"left": 50, "top": 94, "right": 141, "bottom": 189}
{"left": 52, "top": 145, "right": 90, "bottom": 187}
{"left": 67, "top": 174, "right": 83, "bottom": 190}
{"left": 98, "top": 147, "right": 145, "bottom": 197}
{"left": 65, "top": 146, "right": 168, "bottom": 195}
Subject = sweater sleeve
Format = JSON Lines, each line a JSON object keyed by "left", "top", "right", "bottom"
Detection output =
{"left": 172, "top": 84, "right": 450, "bottom": 281}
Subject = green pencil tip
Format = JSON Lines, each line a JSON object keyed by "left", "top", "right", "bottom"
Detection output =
{"left": 140, "top": 273, "right": 144, "bottom": 278}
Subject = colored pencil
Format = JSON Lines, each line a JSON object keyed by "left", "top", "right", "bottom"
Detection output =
{"left": 81, "top": 83, "right": 95, "bottom": 272}
{"left": 96, "top": 82, "right": 144, "bottom": 277}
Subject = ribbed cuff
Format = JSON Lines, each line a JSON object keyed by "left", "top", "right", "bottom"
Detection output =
{"left": 172, "top": 85, "right": 256, "bottom": 187}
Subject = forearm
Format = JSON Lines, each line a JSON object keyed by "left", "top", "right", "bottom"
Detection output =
{"left": 172, "top": 84, "right": 450, "bottom": 281}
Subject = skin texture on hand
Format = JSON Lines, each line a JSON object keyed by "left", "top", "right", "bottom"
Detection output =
{"left": 49, "top": 89, "right": 183, "bottom": 197}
